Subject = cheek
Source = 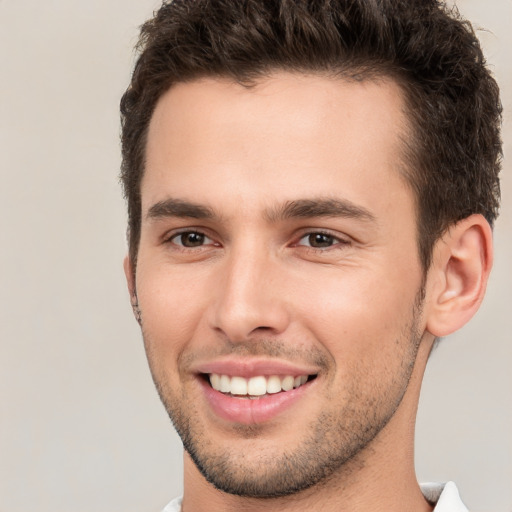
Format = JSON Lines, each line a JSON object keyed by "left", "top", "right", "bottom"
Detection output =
{"left": 292, "top": 265, "right": 420, "bottom": 362}
{"left": 294, "top": 270, "right": 422, "bottom": 411}
{"left": 136, "top": 262, "right": 212, "bottom": 354}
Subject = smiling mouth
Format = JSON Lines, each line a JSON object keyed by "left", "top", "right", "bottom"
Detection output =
{"left": 205, "top": 373, "right": 317, "bottom": 399}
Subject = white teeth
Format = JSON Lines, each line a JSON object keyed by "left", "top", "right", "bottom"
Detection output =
{"left": 247, "top": 376, "right": 267, "bottom": 396}
{"left": 266, "top": 375, "right": 282, "bottom": 394}
{"left": 220, "top": 374, "right": 231, "bottom": 393}
{"left": 208, "top": 373, "right": 311, "bottom": 396}
{"left": 281, "top": 375, "right": 294, "bottom": 391}
{"left": 209, "top": 373, "right": 220, "bottom": 390}
{"left": 230, "top": 376, "right": 248, "bottom": 395}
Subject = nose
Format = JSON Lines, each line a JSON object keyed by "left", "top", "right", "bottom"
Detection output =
{"left": 208, "top": 245, "right": 291, "bottom": 342}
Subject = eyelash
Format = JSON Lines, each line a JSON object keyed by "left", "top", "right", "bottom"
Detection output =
{"left": 294, "top": 231, "right": 350, "bottom": 252}
{"left": 165, "top": 229, "right": 350, "bottom": 253}
{"left": 166, "top": 230, "right": 217, "bottom": 249}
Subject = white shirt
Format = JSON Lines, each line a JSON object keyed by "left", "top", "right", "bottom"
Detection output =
{"left": 421, "top": 482, "right": 469, "bottom": 512}
{"left": 162, "top": 481, "right": 468, "bottom": 511}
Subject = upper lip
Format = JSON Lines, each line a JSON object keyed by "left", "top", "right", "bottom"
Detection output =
{"left": 194, "top": 358, "right": 319, "bottom": 378}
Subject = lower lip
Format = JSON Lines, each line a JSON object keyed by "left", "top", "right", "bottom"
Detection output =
{"left": 199, "top": 378, "right": 313, "bottom": 425}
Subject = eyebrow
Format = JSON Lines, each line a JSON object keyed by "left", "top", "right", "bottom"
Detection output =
{"left": 146, "top": 198, "right": 216, "bottom": 220}
{"left": 145, "top": 196, "right": 376, "bottom": 224}
{"left": 265, "top": 198, "right": 376, "bottom": 223}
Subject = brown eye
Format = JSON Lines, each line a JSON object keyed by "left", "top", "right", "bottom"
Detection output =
{"left": 172, "top": 231, "right": 210, "bottom": 247}
{"left": 307, "top": 233, "right": 335, "bottom": 248}
{"left": 297, "top": 232, "right": 348, "bottom": 250}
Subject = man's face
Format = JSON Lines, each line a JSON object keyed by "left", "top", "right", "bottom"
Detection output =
{"left": 131, "top": 73, "right": 430, "bottom": 496}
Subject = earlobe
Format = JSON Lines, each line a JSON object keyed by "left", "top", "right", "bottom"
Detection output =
{"left": 123, "top": 256, "right": 142, "bottom": 325}
{"left": 426, "top": 215, "right": 493, "bottom": 338}
{"left": 123, "top": 255, "right": 135, "bottom": 296}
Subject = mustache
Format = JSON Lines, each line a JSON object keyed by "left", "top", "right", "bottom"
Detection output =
{"left": 178, "top": 338, "right": 332, "bottom": 371}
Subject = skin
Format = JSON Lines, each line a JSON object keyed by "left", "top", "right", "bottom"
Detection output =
{"left": 125, "top": 73, "right": 493, "bottom": 511}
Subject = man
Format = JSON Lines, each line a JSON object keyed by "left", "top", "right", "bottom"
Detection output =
{"left": 120, "top": 1, "right": 502, "bottom": 510}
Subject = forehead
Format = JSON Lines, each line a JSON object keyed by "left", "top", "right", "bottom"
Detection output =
{"left": 143, "top": 72, "right": 412, "bottom": 218}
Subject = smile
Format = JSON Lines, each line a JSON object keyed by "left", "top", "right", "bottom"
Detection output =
{"left": 198, "top": 369, "right": 318, "bottom": 424}
{"left": 208, "top": 374, "right": 312, "bottom": 398}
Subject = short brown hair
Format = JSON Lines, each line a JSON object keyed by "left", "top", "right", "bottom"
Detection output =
{"left": 120, "top": 0, "right": 502, "bottom": 271}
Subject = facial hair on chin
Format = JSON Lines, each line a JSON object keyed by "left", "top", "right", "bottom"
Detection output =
{"left": 143, "top": 294, "right": 425, "bottom": 498}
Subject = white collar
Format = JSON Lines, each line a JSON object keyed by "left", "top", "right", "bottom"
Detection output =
{"left": 421, "top": 481, "right": 469, "bottom": 511}
{"left": 164, "top": 481, "right": 469, "bottom": 512}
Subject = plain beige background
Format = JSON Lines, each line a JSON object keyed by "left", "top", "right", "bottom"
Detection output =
{"left": 0, "top": 1, "right": 510, "bottom": 511}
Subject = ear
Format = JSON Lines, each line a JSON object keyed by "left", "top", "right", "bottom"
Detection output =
{"left": 123, "top": 255, "right": 136, "bottom": 296}
{"left": 124, "top": 255, "right": 141, "bottom": 324}
{"left": 426, "top": 214, "right": 493, "bottom": 338}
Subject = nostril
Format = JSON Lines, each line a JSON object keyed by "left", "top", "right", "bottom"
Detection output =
{"left": 209, "top": 295, "right": 291, "bottom": 341}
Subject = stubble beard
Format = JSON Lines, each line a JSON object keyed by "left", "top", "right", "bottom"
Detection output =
{"left": 143, "top": 296, "right": 425, "bottom": 499}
